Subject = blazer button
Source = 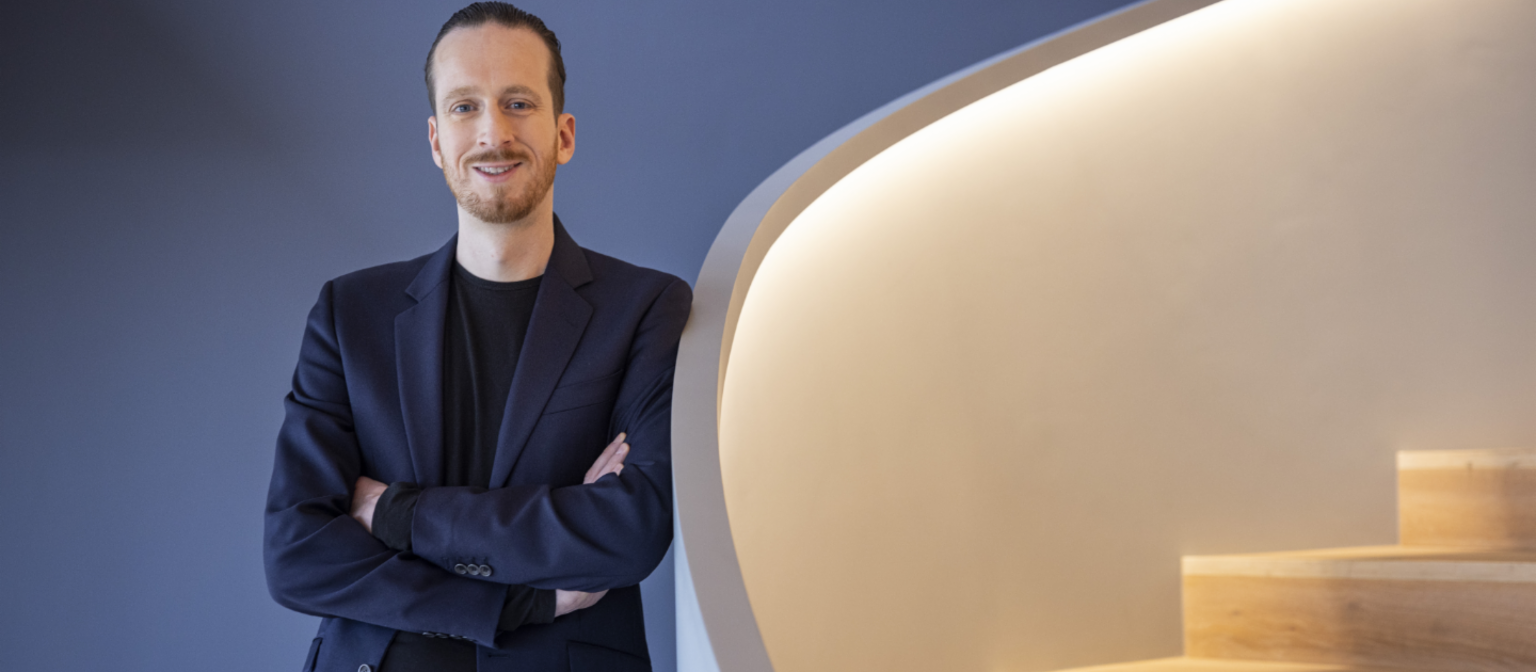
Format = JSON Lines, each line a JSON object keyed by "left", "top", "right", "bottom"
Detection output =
{"left": 467, "top": 564, "right": 481, "bottom": 576}
{"left": 479, "top": 564, "right": 492, "bottom": 577}
{"left": 454, "top": 563, "right": 468, "bottom": 575}
{"left": 359, "top": 665, "right": 372, "bottom": 672}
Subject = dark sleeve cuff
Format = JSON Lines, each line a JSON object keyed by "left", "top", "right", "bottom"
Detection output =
{"left": 372, "top": 482, "right": 421, "bottom": 553}
{"left": 498, "top": 586, "right": 556, "bottom": 634}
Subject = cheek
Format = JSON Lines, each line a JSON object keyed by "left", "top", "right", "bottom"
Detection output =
{"left": 436, "top": 132, "right": 471, "bottom": 164}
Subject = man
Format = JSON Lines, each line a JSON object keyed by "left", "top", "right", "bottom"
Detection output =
{"left": 263, "top": 4, "right": 690, "bottom": 671}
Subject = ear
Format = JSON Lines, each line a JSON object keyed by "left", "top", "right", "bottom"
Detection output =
{"left": 556, "top": 112, "right": 576, "bottom": 165}
{"left": 428, "top": 115, "right": 444, "bottom": 169}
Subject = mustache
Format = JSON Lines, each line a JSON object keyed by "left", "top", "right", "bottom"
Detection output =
{"left": 461, "top": 148, "right": 531, "bottom": 166}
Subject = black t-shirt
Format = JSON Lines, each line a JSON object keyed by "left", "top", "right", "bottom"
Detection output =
{"left": 442, "top": 263, "right": 541, "bottom": 488}
{"left": 373, "top": 263, "right": 555, "bottom": 671}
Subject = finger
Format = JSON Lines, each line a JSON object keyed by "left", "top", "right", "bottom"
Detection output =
{"left": 583, "top": 433, "right": 626, "bottom": 483}
{"left": 604, "top": 443, "right": 630, "bottom": 470}
{"left": 595, "top": 443, "right": 630, "bottom": 481}
{"left": 584, "top": 444, "right": 617, "bottom": 484}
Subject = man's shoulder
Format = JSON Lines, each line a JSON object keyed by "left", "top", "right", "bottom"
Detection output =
{"left": 314, "top": 239, "right": 693, "bottom": 309}
{"left": 579, "top": 247, "right": 692, "bottom": 304}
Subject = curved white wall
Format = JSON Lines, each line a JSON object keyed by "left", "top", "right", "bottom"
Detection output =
{"left": 678, "top": 1, "right": 1536, "bottom": 670}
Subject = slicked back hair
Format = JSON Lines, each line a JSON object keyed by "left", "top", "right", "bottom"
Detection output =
{"left": 425, "top": 2, "right": 566, "bottom": 115}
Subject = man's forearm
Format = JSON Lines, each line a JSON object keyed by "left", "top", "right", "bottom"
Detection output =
{"left": 374, "top": 377, "right": 674, "bottom": 590}
{"left": 265, "top": 487, "right": 513, "bottom": 645}
{"left": 402, "top": 465, "right": 671, "bottom": 591}
{"left": 361, "top": 433, "right": 629, "bottom": 556}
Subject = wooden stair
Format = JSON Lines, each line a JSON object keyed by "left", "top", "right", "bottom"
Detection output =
{"left": 1398, "top": 449, "right": 1536, "bottom": 549}
{"left": 1183, "top": 546, "right": 1536, "bottom": 669}
{"left": 1056, "top": 658, "right": 1405, "bottom": 672}
{"left": 1056, "top": 448, "right": 1536, "bottom": 672}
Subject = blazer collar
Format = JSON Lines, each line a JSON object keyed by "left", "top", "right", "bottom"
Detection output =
{"left": 545, "top": 214, "right": 594, "bottom": 289}
{"left": 403, "top": 216, "right": 592, "bottom": 299}
{"left": 490, "top": 215, "right": 593, "bottom": 486}
{"left": 394, "top": 216, "right": 594, "bottom": 487}
{"left": 404, "top": 234, "right": 457, "bottom": 302}
{"left": 396, "top": 236, "right": 455, "bottom": 486}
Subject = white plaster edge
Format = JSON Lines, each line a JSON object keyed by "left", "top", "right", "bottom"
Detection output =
{"left": 675, "top": 516, "right": 721, "bottom": 672}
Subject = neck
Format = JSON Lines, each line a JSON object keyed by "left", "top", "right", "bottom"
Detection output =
{"left": 455, "top": 197, "right": 556, "bottom": 282}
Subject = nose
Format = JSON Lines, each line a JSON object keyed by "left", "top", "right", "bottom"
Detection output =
{"left": 478, "top": 107, "right": 516, "bottom": 149}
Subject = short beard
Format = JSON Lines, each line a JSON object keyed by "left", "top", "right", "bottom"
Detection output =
{"left": 446, "top": 143, "right": 558, "bottom": 225}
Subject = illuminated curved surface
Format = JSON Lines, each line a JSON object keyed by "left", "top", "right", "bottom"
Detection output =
{"left": 676, "top": 1, "right": 1536, "bottom": 670}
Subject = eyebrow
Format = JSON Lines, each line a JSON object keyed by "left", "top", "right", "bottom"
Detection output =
{"left": 440, "top": 84, "right": 543, "bottom": 104}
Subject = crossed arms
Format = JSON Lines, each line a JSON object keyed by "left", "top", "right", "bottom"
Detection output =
{"left": 263, "top": 277, "right": 689, "bottom": 646}
{"left": 348, "top": 433, "right": 634, "bottom": 616}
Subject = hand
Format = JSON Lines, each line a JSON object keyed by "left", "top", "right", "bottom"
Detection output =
{"left": 554, "top": 588, "right": 609, "bottom": 617}
{"left": 350, "top": 475, "right": 388, "bottom": 534}
{"left": 583, "top": 432, "right": 629, "bottom": 484}
{"left": 547, "top": 434, "right": 628, "bottom": 617}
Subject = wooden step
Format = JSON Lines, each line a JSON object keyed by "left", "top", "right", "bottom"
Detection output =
{"left": 1398, "top": 448, "right": 1536, "bottom": 548}
{"left": 1182, "top": 545, "right": 1536, "bottom": 672}
{"left": 1049, "top": 657, "right": 1406, "bottom": 672}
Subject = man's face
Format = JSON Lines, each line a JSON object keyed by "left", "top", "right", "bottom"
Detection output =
{"left": 428, "top": 24, "right": 575, "bottom": 225}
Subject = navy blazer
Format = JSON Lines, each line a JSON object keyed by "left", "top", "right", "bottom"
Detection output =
{"left": 264, "top": 220, "right": 691, "bottom": 672}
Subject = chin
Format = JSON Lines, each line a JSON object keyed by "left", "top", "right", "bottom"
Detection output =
{"left": 466, "top": 198, "right": 539, "bottom": 225}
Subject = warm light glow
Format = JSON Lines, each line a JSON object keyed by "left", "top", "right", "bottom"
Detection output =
{"left": 715, "top": 0, "right": 1536, "bottom": 670}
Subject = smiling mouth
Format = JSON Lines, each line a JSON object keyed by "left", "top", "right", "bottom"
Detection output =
{"left": 474, "top": 163, "right": 520, "bottom": 176}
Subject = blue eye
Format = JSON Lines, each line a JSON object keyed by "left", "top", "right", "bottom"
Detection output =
{"left": 452, "top": 104, "right": 473, "bottom": 113}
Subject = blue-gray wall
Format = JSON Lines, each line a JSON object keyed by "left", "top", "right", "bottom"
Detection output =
{"left": 0, "top": 1, "right": 1136, "bottom": 669}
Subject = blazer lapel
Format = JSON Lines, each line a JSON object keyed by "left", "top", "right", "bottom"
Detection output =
{"left": 394, "top": 237, "right": 456, "bottom": 487}
{"left": 489, "top": 217, "right": 594, "bottom": 487}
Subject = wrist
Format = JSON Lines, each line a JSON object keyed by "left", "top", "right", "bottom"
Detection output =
{"left": 372, "top": 482, "right": 422, "bottom": 551}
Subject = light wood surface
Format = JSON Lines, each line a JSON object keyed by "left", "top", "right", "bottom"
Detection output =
{"left": 1184, "top": 548, "right": 1536, "bottom": 671}
{"left": 1399, "top": 449, "right": 1536, "bottom": 548}
{"left": 1184, "top": 545, "right": 1536, "bottom": 582}
{"left": 1397, "top": 448, "right": 1536, "bottom": 471}
{"left": 1049, "top": 657, "right": 1403, "bottom": 672}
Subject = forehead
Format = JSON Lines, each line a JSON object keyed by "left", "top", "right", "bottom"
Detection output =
{"left": 433, "top": 23, "right": 552, "bottom": 98}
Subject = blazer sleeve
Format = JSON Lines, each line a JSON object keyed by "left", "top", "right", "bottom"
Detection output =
{"left": 406, "top": 277, "right": 692, "bottom": 592}
{"left": 263, "top": 281, "right": 510, "bottom": 646}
